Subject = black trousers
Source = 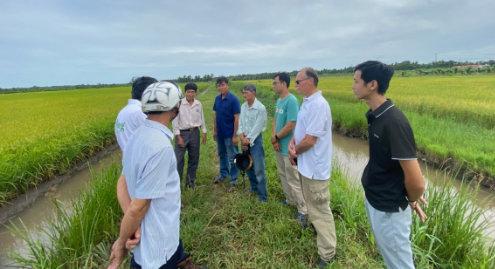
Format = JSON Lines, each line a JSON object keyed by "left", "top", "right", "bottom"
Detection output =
{"left": 130, "top": 240, "right": 186, "bottom": 269}
{"left": 174, "top": 128, "right": 200, "bottom": 186}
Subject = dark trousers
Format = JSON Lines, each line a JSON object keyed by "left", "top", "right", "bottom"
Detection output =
{"left": 175, "top": 128, "right": 201, "bottom": 187}
{"left": 130, "top": 240, "right": 187, "bottom": 269}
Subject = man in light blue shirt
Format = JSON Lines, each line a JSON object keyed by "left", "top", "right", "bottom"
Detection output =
{"left": 109, "top": 81, "right": 203, "bottom": 269}
{"left": 237, "top": 84, "right": 268, "bottom": 201}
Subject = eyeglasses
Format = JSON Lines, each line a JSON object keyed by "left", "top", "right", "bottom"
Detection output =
{"left": 295, "top": 77, "right": 311, "bottom": 85}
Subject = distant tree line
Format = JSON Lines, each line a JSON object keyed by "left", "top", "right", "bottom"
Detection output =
{"left": 188, "top": 60, "right": 495, "bottom": 81}
{"left": 2, "top": 60, "right": 494, "bottom": 93}
{"left": 0, "top": 83, "right": 130, "bottom": 94}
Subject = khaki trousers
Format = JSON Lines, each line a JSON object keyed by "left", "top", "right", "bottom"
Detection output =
{"left": 300, "top": 173, "right": 337, "bottom": 261}
{"left": 275, "top": 152, "right": 307, "bottom": 214}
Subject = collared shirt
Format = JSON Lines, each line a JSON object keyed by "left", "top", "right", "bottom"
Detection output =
{"left": 237, "top": 98, "right": 267, "bottom": 146}
{"left": 172, "top": 98, "right": 207, "bottom": 135}
{"left": 114, "top": 99, "right": 146, "bottom": 151}
{"left": 294, "top": 91, "right": 333, "bottom": 180}
{"left": 123, "top": 119, "right": 180, "bottom": 268}
{"left": 361, "top": 99, "right": 417, "bottom": 212}
{"left": 275, "top": 93, "right": 299, "bottom": 156}
{"left": 213, "top": 91, "right": 241, "bottom": 139}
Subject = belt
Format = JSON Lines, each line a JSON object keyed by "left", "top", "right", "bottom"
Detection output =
{"left": 180, "top": 127, "right": 199, "bottom": 132}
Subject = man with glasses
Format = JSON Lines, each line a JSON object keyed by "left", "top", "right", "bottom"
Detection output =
{"left": 289, "top": 68, "right": 337, "bottom": 268}
{"left": 213, "top": 76, "right": 241, "bottom": 188}
{"left": 271, "top": 72, "right": 308, "bottom": 226}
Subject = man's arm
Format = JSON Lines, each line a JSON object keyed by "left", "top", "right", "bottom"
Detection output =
{"left": 275, "top": 121, "right": 296, "bottom": 140}
{"left": 232, "top": 113, "right": 240, "bottom": 144}
{"left": 117, "top": 175, "right": 130, "bottom": 212}
{"left": 400, "top": 159, "right": 425, "bottom": 202}
{"left": 295, "top": 134, "right": 317, "bottom": 155}
{"left": 246, "top": 108, "right": 267, "bottom": 146}
{"left": 233, "top": 113, "right": 240, "bottom": 136}
{"left": 213, "top": 112, "right": 217, "bottom": 141}
{"left": 108, "top": 199, "right": 150, "bottom": 269}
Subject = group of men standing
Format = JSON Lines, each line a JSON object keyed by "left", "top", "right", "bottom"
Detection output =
{"left": 109, "top": 61, "right": 426, "bottom": 269}
{"left": 208, "top": 68, "right": 337, "bottom": 267}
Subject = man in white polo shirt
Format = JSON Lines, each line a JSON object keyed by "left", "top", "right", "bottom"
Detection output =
{"left": 114, "top": 76, "right": 157, "bottom": 251}
{"left": 289, "top": 67, "right": 337, "bottom": 268}
{"left": 115, "top": 76, "right": 158, "bottom": 152}
{"left": 109, "top": 81, "right": 203, "bottom": 269}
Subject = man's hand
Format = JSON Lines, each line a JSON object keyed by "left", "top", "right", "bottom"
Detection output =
{"left": 241, "top": 137, "right": 250, "bottom": 146}
{"left": 410, "top": 196, "right": 428, "bottom": 223}
{"left": 202, "top": 133, "right": 207, "bottom": 145}
{"left": 176, "top": 135, "right": 185, "bottom": 147}
{"left": 232, "top": 135, "right": 239, "bottom": 146}
{"left": 272, "top": 141, "right": 280, "bottom": 152}
{"left": 108, "top": 238, "right": 126, "bottom": 269}
{"left": 240, "top": 135, "right": 249, "bottom": 151}
{"left": 288, "top": 138, "right": 297, "bottom": 165}
{"left": 125, "top": 227, "right": 141, "bottom": 250}
{"left": 271, "top": 135, "right": 278, "bottom": 145}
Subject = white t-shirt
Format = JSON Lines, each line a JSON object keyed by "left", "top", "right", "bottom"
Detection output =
{"left": 115, "top": 99, "right": 146, "bottom": 151}
{"left": 294, "top": 91, "right": 333, "bottom": 180}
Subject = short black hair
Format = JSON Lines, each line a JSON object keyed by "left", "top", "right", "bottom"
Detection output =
{"left": 274, "top": 72, "right": 290, "bottom": 87}
{"left": 216, "top": 76, "right": 229, "bottom": 85}
{"left": 303, "top": 68, "right": 319, "bottom": 87}
{"left": 185, "top": 82, "right": 198, "bottom": 92}
{"left": 132, "top": 76, "right": 157, "bottom": 100}
{"left": 243, "top": 84, "right": 256, "bottom": 93}
{"left": 354, "top": 61, "right": 394, "bottom": 94}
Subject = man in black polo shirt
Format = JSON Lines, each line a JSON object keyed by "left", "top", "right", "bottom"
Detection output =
{"left": 352, "top": 61, "right": 426, "bottom": 269}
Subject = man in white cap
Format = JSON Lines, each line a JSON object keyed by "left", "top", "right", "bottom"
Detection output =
{"left": 109, "top": 81, "right": 203, "bottom": 269}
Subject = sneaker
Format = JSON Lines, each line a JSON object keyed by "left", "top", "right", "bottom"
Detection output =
{"left": 227, "top": 182, "right": 237, "bottom": 192}
{"left": 296, "top": 212, "right": 308, "bottom": 229}
{"left": 213, "top": 175, "right": 225, "bottom": 184}
{"left": 317, "top": 257, "right": 332, "bottom": 269}
{"left": 177, "top": 256, "right": 207, "bottom": 269}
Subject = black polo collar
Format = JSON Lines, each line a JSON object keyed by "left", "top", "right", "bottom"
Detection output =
{"left": 366, "top": 99, "right": 395, "bottom": 123}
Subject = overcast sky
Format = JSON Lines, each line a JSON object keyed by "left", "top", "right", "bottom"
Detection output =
{"left": 1, "top": 0, "right": 494, "bottom": 88}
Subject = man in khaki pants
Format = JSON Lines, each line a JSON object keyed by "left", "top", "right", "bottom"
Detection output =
{"left": 271, "top": 72, "right": 308, "bottom": 226}
{"left": 289, "top": 67, "right": 336, "bottom": 268}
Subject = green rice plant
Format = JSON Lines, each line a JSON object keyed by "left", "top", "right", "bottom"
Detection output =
{"left": 0, "top": 83, "right": 209, "bottom": 205}
{"left": 10, "top": 164, "right": 121, "bottom": 268}
{"left": 411, "top": 179, "right": 495, "bottom": 268}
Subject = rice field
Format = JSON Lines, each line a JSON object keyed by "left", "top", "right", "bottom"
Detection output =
{"left": 0, "top": 83, "right": 208, "bottom": 205}
{"left": 11, "top": 82, "right": 495, "bottom": 268}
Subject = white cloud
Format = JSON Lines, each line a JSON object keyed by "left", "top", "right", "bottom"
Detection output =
{"left": 0, "top": 0, "right": 494, "bottom": 87}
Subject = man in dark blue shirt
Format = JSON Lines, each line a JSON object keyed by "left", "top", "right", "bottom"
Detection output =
{"left": 213, "top": 76, "right": 241, "bottom": 187}
{"left": 352, "top": 61, "right": 426, "bottom": 269}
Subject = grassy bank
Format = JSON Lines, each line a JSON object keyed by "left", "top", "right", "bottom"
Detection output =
{"left": 245, "top": 75, "right": 495, "bottom": 185}
{"left": 12, "top": 82, "right": 495, "bottom": 268}
{"left": 0, "top": 83, "right": 208, "bottom": 206}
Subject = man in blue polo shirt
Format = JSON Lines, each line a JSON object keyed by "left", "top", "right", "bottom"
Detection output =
{"left": 352, "top": 61, "right": 426, "bottom": 269}
{"left": 213, "top": 76, "right": 241, "bottom": 187}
